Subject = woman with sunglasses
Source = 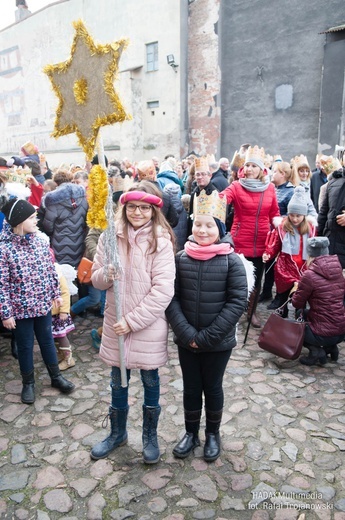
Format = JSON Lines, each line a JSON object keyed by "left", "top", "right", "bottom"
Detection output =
{"left": 90, "top": 181, "right": 175, "bottom": 464}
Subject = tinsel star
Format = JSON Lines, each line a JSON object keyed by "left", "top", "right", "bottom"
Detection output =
{"left": 44, "top": 20, "right": 131, "bottom": 159}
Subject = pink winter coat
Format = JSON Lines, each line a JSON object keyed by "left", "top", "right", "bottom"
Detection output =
{"left": 91, "top": 221, "right": 175, "bottom": 370}
{"left": 221, "top": 181, "right": 280, "bottom": 257}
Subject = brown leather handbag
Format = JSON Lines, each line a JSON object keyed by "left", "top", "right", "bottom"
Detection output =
{"left": 258, "top": 303, "right": 306, "bottom": 360}
{"left": 77, "top": 257, "right": 93, "bottom": 285}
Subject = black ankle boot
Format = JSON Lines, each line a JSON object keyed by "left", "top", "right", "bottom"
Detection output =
{"left": 204, "top": 409, "right": 222, "bottom": 462}
{"left": 21, "top": 370, "right": 35, "bottom": 404}
{"left": 299, "top": 346, "right": 327, "bottom": 366}
{"left": 173, "top": 432, "right": 200, "bottom": 459}
{"left": 324, "top": 345, "right": 339, "bottom": 361}
{"left": 46, "top": 364, "right": 75, "bottom": 393}
{"left": 204, "top": 432, "right": 221, "bottom": 462}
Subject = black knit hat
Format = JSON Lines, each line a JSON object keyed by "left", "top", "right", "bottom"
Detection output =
{"left": 2, "top": 198, "right": 36, "bottom": 227}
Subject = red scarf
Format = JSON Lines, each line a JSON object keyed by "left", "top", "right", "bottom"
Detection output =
{"left": 184, "top": 241, "right": 233, "bottom": 260}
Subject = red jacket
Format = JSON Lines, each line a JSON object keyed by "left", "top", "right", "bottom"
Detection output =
{"left": 264, "top": 221, "right": 316, "bottom": 293}
{"left": 292, "top": 255, "right": 345, "bottom": 337}
{"left": 221, "top": 181, "right": 280, "bottom": 257}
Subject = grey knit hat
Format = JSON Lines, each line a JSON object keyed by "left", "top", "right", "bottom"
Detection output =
{"left": 306, "top": 237, "right": 329, "bottom": 258}
{"left": 287, "top": 186, "right": 308, "bottom": 216}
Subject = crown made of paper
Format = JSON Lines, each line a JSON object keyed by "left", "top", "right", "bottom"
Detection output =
{"left": 206, "top": 154, "right": 216, "bottom": 165}
{"left": 230, "top": 150, "right": 245, "bottom": 170}
{"left": 264, "top": 154, "right": 273, "bottom": 167}
{"left": 194, "top": 156, "right": 209, "bottom": 173}
{"left": 3, "top": 166, "right": 31, "bottom": 185}
{"left": 244, "top": 145, "right": 265, "bottom": 165}
{"left": 112, "top": 175, "right": 134, "bottom": 192}
{"left": 194, "top": 189, "right": 226, "bottom": 222}
{"left": 319, "top": 155, "right": 342, "bottom": 176}
{"left": 137, "top": 160, "right": 156, "bottom": 180}
{"left": 273, "top": 154, "right": 283, "bottom": 162}
{"left": 291, "top": 155, "right": 310, "bottom": 170}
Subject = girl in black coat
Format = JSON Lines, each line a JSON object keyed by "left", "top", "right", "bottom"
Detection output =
{"left": 166, "top": 186, "right": 250, "bottom": 462}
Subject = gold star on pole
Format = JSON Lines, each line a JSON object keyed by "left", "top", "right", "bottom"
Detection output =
{"left": 44, "top": 20, "right": 131, "bottom": 159}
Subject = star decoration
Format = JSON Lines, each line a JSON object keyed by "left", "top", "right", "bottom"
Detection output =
{"left": 44, "top": 20, "right": 131, "bottom": 159}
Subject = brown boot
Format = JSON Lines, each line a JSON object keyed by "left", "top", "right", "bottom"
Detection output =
{"left": 247, "top": 289, "right": 262, "bottom": 328}
{"left": 58, "top": 344, "right": 76, "bottom": 371}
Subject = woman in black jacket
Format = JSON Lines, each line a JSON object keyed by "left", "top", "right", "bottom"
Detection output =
{"left": 166, "top": 184, "right": 250, "bottom": 462}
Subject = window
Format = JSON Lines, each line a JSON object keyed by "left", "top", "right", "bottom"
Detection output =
{"left": 146, "top": 42, "right": 158, "bottom": 72}
{"left": 147, "top": 100, "right": 159, "bottom": 109}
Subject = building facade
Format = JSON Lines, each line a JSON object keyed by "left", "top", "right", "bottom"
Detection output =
{"left": 0, "top": 0, "right": 344, "bottom": 166}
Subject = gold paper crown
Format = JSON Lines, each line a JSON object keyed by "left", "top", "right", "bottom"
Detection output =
{"left": 230, "top": 150, "right": 245, "bottom": 171}
{"left": 264, "top": 154, "right": 273, "bottom": 167}
{"left": 194, "top": 189, "right": 227, "bottom": 223}
{"left": 206, "top": 154, "right": 216, "bottom": 166}
{"left": 4, "top": 166, "right": 31, "bottom": 185}
{"left": 112, "top": 175, "right": 134, "bottom": 192}
{"left": 244, "top": 145, "right": 265, "bottom": 166}
{"left": 194, "top": 156, "right": 209, "bottom": 173}
{"left": 319, "top": 155, "right": 342, "bottom": 176}
{"left": 137, "top": 160, "right": 156, "bottom": 180}
{"left": 291, "top": 155, "right": 310, "bottom": 170}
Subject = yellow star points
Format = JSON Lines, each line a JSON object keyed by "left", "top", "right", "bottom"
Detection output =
{"left": 44, "top": 20, "right": 131, "bottom": 159}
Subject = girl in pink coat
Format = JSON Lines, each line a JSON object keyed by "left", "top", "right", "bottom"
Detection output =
{"left": 263, "top": 186, "right": 316, "bottom": 317}
{"left": 90, "top": 181, "right": 175, "bottom": 464}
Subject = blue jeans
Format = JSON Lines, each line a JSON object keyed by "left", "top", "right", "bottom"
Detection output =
{"left": 110, "top": 366, "right": 160, "bottom": 409}
{"left": 14, "top": 313, "right": 58, "bottom": 374}
{"left": 71, "top": 285, "right": 102, "bottom": 314}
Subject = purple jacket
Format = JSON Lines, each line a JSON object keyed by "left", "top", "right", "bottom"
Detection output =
{"left": 0, "top": 224, "right": 60, "bottom": 320}
{"left": 292, "top": 255, "right": 345, "bottom": 337}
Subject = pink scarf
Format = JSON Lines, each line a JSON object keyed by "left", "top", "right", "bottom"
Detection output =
{"left": 184, "top": 241, "right": 234, "bottom": 260}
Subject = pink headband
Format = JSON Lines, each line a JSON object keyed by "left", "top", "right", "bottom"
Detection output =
{"left": 120, "top": 191, "right": 163, "bottom": 208}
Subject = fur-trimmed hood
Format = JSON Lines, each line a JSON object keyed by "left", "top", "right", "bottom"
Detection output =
{"left": 44, "top": 182, "right": 86, "bottom": 208}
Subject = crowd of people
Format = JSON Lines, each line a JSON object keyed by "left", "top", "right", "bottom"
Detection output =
{"left": 0, "top": 140, "right": 344, "bottom": 464}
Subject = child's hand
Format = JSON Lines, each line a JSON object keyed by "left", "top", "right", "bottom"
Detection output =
{"left": 60, "top": 313, "right": 68, "bottom": 320}
{"left": 26, "top": 174, "right": 39, "bottom": 187}
{"left": 52, "top": 297, "right": 63, "bottom": 309}
{"left": 107, "top": 264, "right": 120, "bottom": 280}
{"left": 113, "top": 318, "right": 131, "bottom": 335}
{"left": 2, "top": 317, "right": 16, "bottom": 330}
{"left": 262, "top": 253, "right": 270, "bottom": 263}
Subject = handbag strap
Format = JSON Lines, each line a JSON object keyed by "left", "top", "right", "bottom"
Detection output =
{"left": 274, "top": 297, "right": 305, "bottom": 322}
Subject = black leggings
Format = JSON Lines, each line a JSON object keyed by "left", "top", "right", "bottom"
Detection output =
{"left": 178, "top": 347, "right": 231, "bottom": 412}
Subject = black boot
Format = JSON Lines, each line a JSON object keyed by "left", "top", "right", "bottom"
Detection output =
{"left": 299, "top": 346, "right": 327, "bottom": 366}
{"left": 11, "top": 333, "right": 18, "bottom": 360}
{"left": 173, "top": 409, "right": 201, "bottom": 459}
{"left": 90, "top": 406, "right": 128, "bottom": 460}
{"left": 21, "top": 370, "right": 35, "bottom": 404}
{"left": 142, "top": 405, "right": 161, "bottom": 464}
{"left": 46, "top": 364, "right": 75, "bottom": 393}
{"left": 204, "top": 409, "right": 222, "bottom": 462}
{"left": 323, "top": 344, "right": 339, "bottom": 361}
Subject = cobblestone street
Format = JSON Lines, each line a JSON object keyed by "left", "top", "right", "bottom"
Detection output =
{"left": 1, "top": 302, "right": 345, "bottom": 520}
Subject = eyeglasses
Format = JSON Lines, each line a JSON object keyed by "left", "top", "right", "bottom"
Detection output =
{"left": 126, "top": 203, "right": 152, "bottom": 213}
{"left": 195, "top": 172, "right": 209, "bottom": 177}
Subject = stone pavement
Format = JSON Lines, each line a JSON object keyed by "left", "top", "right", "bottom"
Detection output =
{"left": 0, "top": 302, "right": 345, "bottom": 520}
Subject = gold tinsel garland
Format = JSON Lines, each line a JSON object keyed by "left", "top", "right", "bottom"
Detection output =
{"left": 86, "top": 164, "right": 109, "bottom": 230}
{"left": 43, "top": 19, "right": 131, "bottom": 160}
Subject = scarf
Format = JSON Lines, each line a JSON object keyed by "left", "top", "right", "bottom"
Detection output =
{"left": 239, "top": 177, "right": 270, "bottom": 192}
{"left": 281, "top": 226, "right": 308, "bottom": 259}
{"left": 184, "top": 240, "right": 233, "bottom": 260}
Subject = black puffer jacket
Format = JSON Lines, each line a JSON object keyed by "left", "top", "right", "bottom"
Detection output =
{"left": 292, "top": 255, "right": 345, "bottom": 337}
{"left": 165, "top": 235, "right": 248, "bottom": 352}
{"left": 42, "top": 182, "right": 88, "bottom": 267}
{"left": 318, "top": 169, "right": 345, "bottom": 267}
